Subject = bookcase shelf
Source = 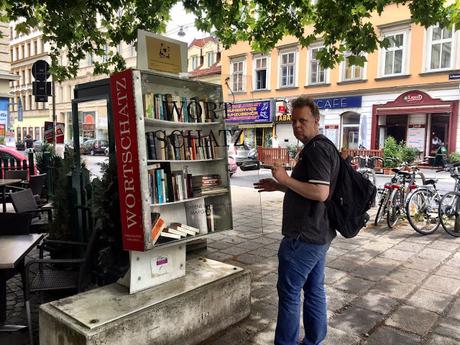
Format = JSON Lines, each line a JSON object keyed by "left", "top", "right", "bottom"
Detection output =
{"left": 147, "top": 158, "right": 224, "bottom": 164}
{"left": 112, "top": 68, "right": 233, "bottom": 254}
{"left": 150, "top": 188, "right": 230, "bottom": 207}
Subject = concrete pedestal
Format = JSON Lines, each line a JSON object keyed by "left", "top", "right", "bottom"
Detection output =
{"left": 39, "top": 258, "right": 251, "bottom": 345}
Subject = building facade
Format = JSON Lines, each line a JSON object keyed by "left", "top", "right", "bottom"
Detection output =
{"left": 0, "top": 22, "right": 19, "bottom": 145}
{"left": 8, "top": 23, "right": 137, "bottom": 145}
{"left": 187, "top": 37, "right": 221, "bottom": 84}
{"left": 221, "top": 4, "right": 460, "bottom": 157}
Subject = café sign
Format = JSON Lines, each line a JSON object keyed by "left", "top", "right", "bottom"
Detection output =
{"left": 403, "top": 92, "right": 424, "bottom": 104}
{"left": 314, "top": 96, "right": 362, "bottom": 110}
{"left": 225, "top": 100, "right": 274, "bottom": 123}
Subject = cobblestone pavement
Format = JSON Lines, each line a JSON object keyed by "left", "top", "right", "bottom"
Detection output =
{"left": 4, "top": 185, "right": 460, "bottom": 345}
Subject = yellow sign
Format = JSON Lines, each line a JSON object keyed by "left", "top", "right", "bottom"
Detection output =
{"left": 276, "top": 114, "right": 292, "bottom": 123}
{"left": 146, "top": 36, "right": 183, "bottom": 74}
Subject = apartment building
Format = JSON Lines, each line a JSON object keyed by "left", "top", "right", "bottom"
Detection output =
{"left": 221, "top": 4, "right": 460, "bottom": 158}
{"left": 187, "top": 36, "right": 221, "bottom": 84}
{"left": 8, "top": 23, "right": 137, "bottom": 145}
{"left": 0, "top": 22, "right": 19, "bottom": 144}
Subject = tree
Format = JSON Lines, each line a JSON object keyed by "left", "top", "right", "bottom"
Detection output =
{"left": 1, "top": 0, "right": 458, "bottom": 81}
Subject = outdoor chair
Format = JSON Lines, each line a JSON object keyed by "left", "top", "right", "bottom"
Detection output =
{"left": 0, "top": 212, "right": 32, "bottom": 235}
{"left": 23, "top": 228, "right": 99, "bottom": 345}
{"left": 28, "top": 174, "right": 47, "bottom": 205}
{"left": 10, "top": 189, "right": 53, "bottom": 233}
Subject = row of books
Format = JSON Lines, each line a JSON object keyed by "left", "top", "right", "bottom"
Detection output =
{"left": 148, "top": 163, "right": 193, "bottom": 204}
{"left": 150, "top": 212, "right": 215, "bottom": 245}
{"left": 146, "top": 131, "right": 217, "bottom": 161}
{"left": 143, "top": 93, "right": 218, "bottom": 123}
{"left": 148, "top": 164, "right": 225, "bottom": 205}
{"left": 150, "top": 214, "right": 200, "bottom": 245}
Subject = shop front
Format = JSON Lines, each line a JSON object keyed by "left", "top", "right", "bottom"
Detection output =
{"left": 274, "top": 95, "right": 364, "bottom": 150}
{"left": 225, "top": 99, "right": 275, "bottom": 148}
{"left": 371, "top": 90, "right": 459, "bottom": 156}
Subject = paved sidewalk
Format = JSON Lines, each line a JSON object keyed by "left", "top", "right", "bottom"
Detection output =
{"left": 4, "top": 185, "right": 460, "bottom": 345}
{"left": 200, "top": 186, "right": 460, "bottom": 345}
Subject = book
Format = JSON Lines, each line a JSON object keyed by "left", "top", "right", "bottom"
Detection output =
{"left": 185, "top": 198, "right": 208, "bottom": 234}
{"left": 156, "top": 169, "right": 165, "bottom": 204}
{"left": 160, "top": 231, "right": 181, "bottom": 240}
{"left": 206, "top": 204, "right": 215, "bottom": 232}
{"left": 150, "top": 213, "right": 166, "bottom": 245}
{"left": 167, "top": 227, "right": 188, "bottom": 238}
{"left": 146, "top": 132, "right": 156, "bottom": 160}
{"left": 154, "top": 93, "right": 164, "bottom": 120}
{"left": 170, "top": 222, "right": 200, "bottom": 235}
{"left": 144, "top": 93, "right": 154, "bottom": 119}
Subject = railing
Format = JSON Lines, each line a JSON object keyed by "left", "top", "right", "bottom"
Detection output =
{"left": 0, "top": 156, "right": 30, "bottom": 179}
{"left": 257, "top": 147, "right": 290, "bottom": 167}
{"left": 340, "top": 148, "right": 383, "bottom": 159}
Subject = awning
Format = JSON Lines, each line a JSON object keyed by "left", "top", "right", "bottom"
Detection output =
{"left": 238, "top": 123, "right": 273, "bottom": 129}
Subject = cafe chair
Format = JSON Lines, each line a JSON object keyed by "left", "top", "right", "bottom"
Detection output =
{"left": 10, "top": 189, "right": 53, "bottom": 233}
{"left": 28, "top": 174, "right": 47, "bottom": 205}
{"left": 23, "top": 228, "right": 99, "bottom": 345}
{"left": 0, "top": 212, "right": 32, "bottom": 235}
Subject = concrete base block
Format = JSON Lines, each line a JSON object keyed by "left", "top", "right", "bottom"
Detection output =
{"left": 39, "top": 258, "right": 251, "bottom": 345}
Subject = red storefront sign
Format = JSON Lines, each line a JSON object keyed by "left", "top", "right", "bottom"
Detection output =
{"left": 110, "top": 69, "right": 144, "bottom": 251}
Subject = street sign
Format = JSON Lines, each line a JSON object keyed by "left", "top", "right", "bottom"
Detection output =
{"left": 35, "top": 95, "right": 48, "bottom": 102}
{"left": 33, "top": 81, "right": 52, "bottom": 96}
{"left": 18, "top": 97, "right": 23, "bottom": 121}
{"left": 32, "top": 60, "right": 50, "bottom": 81}
{"left": 449, "top": 72, "right": 460, "bottom": 80}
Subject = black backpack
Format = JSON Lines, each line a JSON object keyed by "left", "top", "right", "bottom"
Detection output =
{"left": 308, "top": 136, "right": 377, "bottom": 238}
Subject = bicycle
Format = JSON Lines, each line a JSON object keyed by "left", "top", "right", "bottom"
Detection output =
{"left": 405, "top": 177, "right": 440, "bottom": 235}
{"left": 386, "top": 165, "right": 420, "bottom": 228}
{"left": 438, "top": 162, "right": 460, "bottom": 237}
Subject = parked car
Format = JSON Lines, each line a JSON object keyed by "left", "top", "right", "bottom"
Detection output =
{"left": 228, "top": 156, "right": 237, "bottom": 176}
{"left": 0, "top": 146, "right": 39, "bottom": 175}
{"left": 81, "top": 139, "right": 108, "bottom": 155}
{"left": 228, "top": 144, "right": 260, "bottom": 171}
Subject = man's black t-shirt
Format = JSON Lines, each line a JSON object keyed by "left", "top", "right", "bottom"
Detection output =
{"left": 281, "top": 134, "right": 340, "bottom": 244}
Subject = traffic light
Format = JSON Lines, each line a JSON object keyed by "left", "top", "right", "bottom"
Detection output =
{"left": 32, "top": 60, "right": 51, "bottom": 102}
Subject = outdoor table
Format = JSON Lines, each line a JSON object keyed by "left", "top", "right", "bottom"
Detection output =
{"left": 0, "top": 179, "right": 22, "bottom": 212}
{"left": 0, "top": 233, "right": 45, "bottom": 332}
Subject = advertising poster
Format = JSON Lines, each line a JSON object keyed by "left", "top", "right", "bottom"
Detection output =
{"left": 225, "top": 100, "right": 274, "bottom": 123}
{"left": 44, "top": 121, "right": 65, "bottom": 143}
{"left": 407, "top": 125, "right": 425, "bottom": 152}
{"left": 0, "top": 97, "right": 8, "bottom": 129}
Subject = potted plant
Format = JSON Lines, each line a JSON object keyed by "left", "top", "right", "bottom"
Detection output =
{"left": 383, "top": 136, "right": 401, "bottom": 175}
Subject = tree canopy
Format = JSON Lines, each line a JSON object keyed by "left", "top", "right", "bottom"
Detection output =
{"left": 1, "top": 0, "right": 458, "bottom": 81}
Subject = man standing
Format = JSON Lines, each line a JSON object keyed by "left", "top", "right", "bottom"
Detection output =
{"left": 254, "top": 96, "right": 339, "bottom": 345}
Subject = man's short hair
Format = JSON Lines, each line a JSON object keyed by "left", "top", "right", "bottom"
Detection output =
{"left": 291, "top": 95, "right": 320, "bottom": 120}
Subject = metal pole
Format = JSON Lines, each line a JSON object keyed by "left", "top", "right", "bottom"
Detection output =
{"left": 52, "top": 78, "right": 56, "bottom": 150}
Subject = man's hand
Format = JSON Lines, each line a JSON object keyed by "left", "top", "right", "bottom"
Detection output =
{"left": 271, "top": 164, "right": 289, "bottom": 185}
{"left": 254, "top": 178, "right": 284, "bottom": 192}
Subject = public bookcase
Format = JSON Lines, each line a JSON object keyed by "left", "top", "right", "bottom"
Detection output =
{"left": 110, "top": 68, "right": 233, "bottom": 293}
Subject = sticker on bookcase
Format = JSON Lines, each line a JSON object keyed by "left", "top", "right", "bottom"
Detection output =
{"left": 151, "top": 255, "right": 170, "bottom": 277}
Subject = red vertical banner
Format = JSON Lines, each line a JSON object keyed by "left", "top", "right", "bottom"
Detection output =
{"left": 110, "top": 69, "right": 145, "bottom": 251}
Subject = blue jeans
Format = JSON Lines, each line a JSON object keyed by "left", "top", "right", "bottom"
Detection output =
{"left": 275, "top": 237, "right": 329, "bottom": 345}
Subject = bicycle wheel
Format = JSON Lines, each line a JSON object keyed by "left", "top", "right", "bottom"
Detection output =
{"left": 406, "top": 188, "right": 440, "bottom": 235}
{"left": 374, "top": 189, "right": 390, "bottom": 225}
{"left": 439, "top": 191, "right": 460, "bottom": 237}
{"left": 387, "top": 189, "right": 402, "bottom": 228}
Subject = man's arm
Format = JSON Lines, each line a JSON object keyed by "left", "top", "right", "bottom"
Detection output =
{"left": 271, "top": 166, "right": 329, "bottom": 201}
{"left": 254, "top": 178, "right": 288, "bottom": 193}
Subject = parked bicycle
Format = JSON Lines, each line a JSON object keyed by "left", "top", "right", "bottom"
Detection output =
{"left": 438, "top": 162, "right": 460, "bottom": 237}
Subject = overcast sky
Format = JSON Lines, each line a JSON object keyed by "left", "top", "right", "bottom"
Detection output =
{"left": 165, "top": 3, "right": 210, "bottom": 44}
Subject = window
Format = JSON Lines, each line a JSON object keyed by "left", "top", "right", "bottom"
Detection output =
{"left": 206, "top": 52, "right": 215, "bottom": 67}
{"left": 21, "top": 70, "right": 25, "bottom": 86}
{"left": 342, "top": 54, "right": 364, "bottom": 81}
{"left": 10, "top": 49, "right": 13, "bottom": 62}
{"left": 103, "top": 44, "right": 109, "bottom": 62}
{"left": 427, "top": 25, "right": 454, "bottom": 71}
{"left": 17, "top": 127, "right": 21, "bottom": 142}
{"left": 27, "top": 43, "right": 31, "bottom": 57}
{"left": 231, "top": 59, "right": 245, "bottom": 92}
{"left": 87, "top": 53, "right": 93, "bottom": 66}
{"left": 190, "top": 55, "right": 199, "bottom": 70}
{"left": 15, "top": 47, "right": 19, "bottom": 60}
{"left": 34, "top": 40, "right": 37, "bottom": 55}
{"left": 22, "top": 128, "right": 27, "bottom": 140}
{"left": 279, "top": 51, "right": 296, "bottom": 87}
{"left": 309, "top": 47, "right": 326, "bottom": 84}
{"left": 41, "top": 127, "right": 44, "bottom": 141}
{"left": 35, "top": 127, "right": 40, "bottom": 140}
{"left": 21, "top": 45, "right": 24, "bottom": 59}
{"left": 381, "top": 32, "right": 406, "bottom": 76}
{"left": 28, "top": 95, "right": 32, "bottom": 110}
{"left": 254, "top": 56, "right": 268, "bottom": 90}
